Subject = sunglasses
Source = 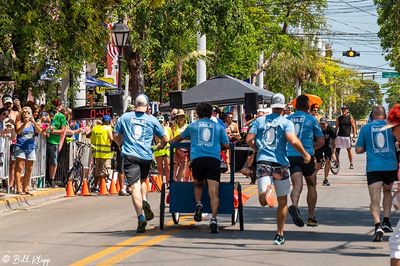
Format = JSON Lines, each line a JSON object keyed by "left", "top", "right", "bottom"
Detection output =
{"left": 1, "top": 113, "right": 8, "bottom": 117}
{"left": 228, "top": 117, "right": 233, "bottom": 119}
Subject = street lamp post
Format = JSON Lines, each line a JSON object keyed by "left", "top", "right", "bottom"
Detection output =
{"left": 111, "top": 21, "right": 130, "bottom": 91}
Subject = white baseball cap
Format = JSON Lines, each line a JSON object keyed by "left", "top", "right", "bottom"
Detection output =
{"left": 270, "top": 93, "right": 286, "bottom": 109}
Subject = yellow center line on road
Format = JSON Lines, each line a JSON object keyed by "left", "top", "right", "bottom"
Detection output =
{"left": 70, "top": 216, "right": 190, "bottom": 266}
{"left": 96, "top": 221, "right": 196, "bottom": 266}
{"left": 71, "top": 184, "right": 258, "bottom": 266}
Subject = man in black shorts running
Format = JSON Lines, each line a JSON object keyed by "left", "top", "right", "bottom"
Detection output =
{"left": 287, "top": 95, "right": 324, "bottom": 227}
{"left": 315, "top": 117, "right": 336, "bottom": 186}
{"left": 356, "top": 105, "right": 397, "bottom": 242}
{"left": 114, "top": 94, "right": 168, "bottom": 233}
{"left": 172, "top": 103, "right": 229, "bottom": 233}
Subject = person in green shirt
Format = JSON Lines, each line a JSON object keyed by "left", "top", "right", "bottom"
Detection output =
{"left": 45, "top": 106, "right": 67, "bottom": 187}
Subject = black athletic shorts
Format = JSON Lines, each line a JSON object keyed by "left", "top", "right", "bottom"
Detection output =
{"left": 123, "top": 155, "right": 152, "bottom": 185}
{"left": 288, "top": 156, "right": 315, "bottom": 177}
{"left": 366, "top": 170, "right": 397, "bottom": 185}
{"left": 191, "top": 157, "right": 221, "bottom": 182}
{"left": 315, "top": 146, "right": 333, "bottom": 163}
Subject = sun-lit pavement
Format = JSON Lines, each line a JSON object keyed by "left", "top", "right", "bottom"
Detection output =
{"left": 0, "top": 151, "right": 396, "bottom": 266}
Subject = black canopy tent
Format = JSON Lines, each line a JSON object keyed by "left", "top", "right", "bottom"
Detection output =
{"left": 159, "top": 75, "right": 274, "bottom": 110}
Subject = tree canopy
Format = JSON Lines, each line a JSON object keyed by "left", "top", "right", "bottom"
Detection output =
{"left": 0, "top": 0, "right": 379, "bottom": 120}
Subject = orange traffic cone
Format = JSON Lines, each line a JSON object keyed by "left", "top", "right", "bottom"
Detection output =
{"left": 81, "top": 179, "right": 90, "bottom": 196}
{"left": 150, "top": 176, "right": 157, "bottom": 192}
{"left": 233, "top": 189, "right": 250, "bottom": 208}
{"left": 116, "top": 180, "right": 121, "bottom": 193}
{"left": 155, "top": 175, "right": 163, "bottom": 192}
{"left": 145, "top": 178, "right": 152, "bottom": 192}
{"left": 99, "top": 178, "right": 108, "bottom": 195}
{"left": 109, "top": 178, "right": 118, "bottom": 195}
{"left": 66, "top": 181, "right": 75, "bottom": 197}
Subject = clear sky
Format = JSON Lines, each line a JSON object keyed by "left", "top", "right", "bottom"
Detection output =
{"left": 324, "top": 0, "right": 394, "bottom": 86}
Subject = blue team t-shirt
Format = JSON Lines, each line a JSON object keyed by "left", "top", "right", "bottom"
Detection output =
{"left": 180, "top": 118, "right": 229, "bottom": 161}
{"left": 249, "top": 113, "right": 295, "bottom": 166}
{"left": 114, "top": 112, "right": 165, "bottom": 160}
{"left": 287, "top": 111, "right": 323, "bottom": 156}
{"left": 355, "top": 120, "right": 398, "bottom": 172}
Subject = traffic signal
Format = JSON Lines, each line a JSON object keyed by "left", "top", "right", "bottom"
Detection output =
{"left": 343, "top": 48, "right": 360, "bottom": 57}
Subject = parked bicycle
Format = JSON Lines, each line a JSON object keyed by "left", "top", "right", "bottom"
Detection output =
{"left": 64, "top": 138, "right": 94, "bottom": 194}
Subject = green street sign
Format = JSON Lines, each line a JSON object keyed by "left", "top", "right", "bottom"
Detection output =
{"left": 382, "top": 72, "right": 400, "bottom": 78}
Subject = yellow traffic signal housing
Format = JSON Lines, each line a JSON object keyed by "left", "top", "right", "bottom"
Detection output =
{"left": 343, "top": 48, "right": 360, "bottom": 57}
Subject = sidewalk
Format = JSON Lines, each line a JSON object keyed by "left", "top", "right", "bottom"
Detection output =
{"left": 0, "top": 187, "right": 65, "bottom": 214}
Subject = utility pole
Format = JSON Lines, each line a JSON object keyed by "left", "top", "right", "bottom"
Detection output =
{"left": 257, "top": 52, "right": 264, "bottom": 89}
{"left": 196, "top": 31, "right": 206, "bottom": 85}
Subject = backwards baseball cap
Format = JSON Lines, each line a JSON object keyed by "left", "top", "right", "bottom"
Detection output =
{"left": 381, "top": 104, "right": 400, "bottom": 131}
{"left": 271, "top": 93, "right": 286, "bottom": 109}
{"left": 102, "top": 114, "right": 112, "bottom": 123}
{"left": 2, "top": 94, "right": 12, "bottom": 104}
{"left": 319, "top": 117, "right": 328, "bottom": 124}
{"left": 341, "top": 105, "right": 348, "bottom": 110}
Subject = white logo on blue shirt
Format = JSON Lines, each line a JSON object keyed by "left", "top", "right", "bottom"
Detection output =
{"left": 130, "top": 118, "right": 146, "bottom": 143}
{"left": 262, "top": 121, "right": 277, "bottom": 147}
{"left": 198, "top": 122, "right": 215, "bottom": 147}
{"left": 291, "top": 116, "right": 305, "bottom": 137}
{"left": 371, "top": 126, "right": 389, "bottom": 153}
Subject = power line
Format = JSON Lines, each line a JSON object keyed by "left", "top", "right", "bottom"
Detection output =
{"left": 335, "top": 0, "right": 377, "bottom": 16}
{"left": 326, "top": 17, "right": 375, "bottom": 34}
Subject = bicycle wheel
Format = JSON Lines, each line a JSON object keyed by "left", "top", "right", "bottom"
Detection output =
{"left": 68, "top": 163, "right": 84, "bottom": 194}
{"left": 330, "top": 153, "right": 340, "bottom": 175}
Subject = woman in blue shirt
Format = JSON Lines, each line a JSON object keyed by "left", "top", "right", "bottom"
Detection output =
{"left": 14, "top": 106, "right": 42, "bottom": 195}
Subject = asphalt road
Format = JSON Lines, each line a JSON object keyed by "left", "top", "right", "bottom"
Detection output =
{"left": 0, "top": 151, "right": 396, "bottom": 266}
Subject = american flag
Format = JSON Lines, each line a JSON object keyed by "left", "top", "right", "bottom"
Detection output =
{"left": 106, "top": 23, "right": 119, "bottom": 59}
{"left": 107, "top": 43, "right": 118, "bottom": 59}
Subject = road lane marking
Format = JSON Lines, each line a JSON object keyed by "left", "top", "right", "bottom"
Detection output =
{"left": 71, "top": 184, "right": 258, "bottom": 266}
{"left": 69, "top": 235, "right": 148, "bottom": 266}
{"left": 70, "top": 217, "right": 190, "bottom": 266}
{"left": 96, "top": 221, "right": 195, "bottom": 265}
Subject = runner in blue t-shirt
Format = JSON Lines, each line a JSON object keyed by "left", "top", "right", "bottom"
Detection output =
{"left": 171, "top": 102, "right": 229, "bottom": 234}
{"left": 247, "top": 93, "right": 311, "bottom": 245}
{"left": 114, "top": 94, "right": 168, "bottom": 234}
{"left": 355, "top": 105, "right": 397, "bottom": 242}
{"left": 287, "top": 95, "right": 324, "bottom": 228}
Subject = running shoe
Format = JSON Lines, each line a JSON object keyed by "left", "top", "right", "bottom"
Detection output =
{"left": 288, "top": 205, "right": 304, "bottom": 227}
{"left": 307, "top": 217, "right": 319, "bottom": 227}
{"left": 372, "top": 226, "right": 384, "bottom": 242}
{"left": 265, "top": 184, "right": 278, "bottom": 208}
{"left": 194, "top": 203, "right": 203, "bottom": 222}
{"left": 382, "top": 220, "right": 394, "bottom": 233}
{"left": 210, "top": 218, "right": 219, "bottom": 234}
{"left": 118, "top": 190, "right": 130, "bottom": 196}
{"left": 273, "top": 234, "right": 285, "bottom": 245}
{"left": 349, "top": 164, "right": 354, "bottom": 169}
{"left": 137, "top": 219, "right": 147, "bottom": 233}
{"left": 142, "top": 200, "right": 154, "bottom": 221}
{"left": 322, "top": 179, "right": 330, "bottom": 186}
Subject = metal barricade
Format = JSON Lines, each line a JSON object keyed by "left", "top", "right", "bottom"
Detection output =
{"left": 0, "top": 136, "right": 10, "bottom": 193}
{"left": 0, "top": 135, "right": 46, "bottom": 193}
{"left": 31, "top": 135, "right": 46, "bottom": 188}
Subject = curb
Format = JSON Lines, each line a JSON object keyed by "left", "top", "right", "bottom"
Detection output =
{"left": 0, "top": 188, "right": 66, "bottom": 214}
